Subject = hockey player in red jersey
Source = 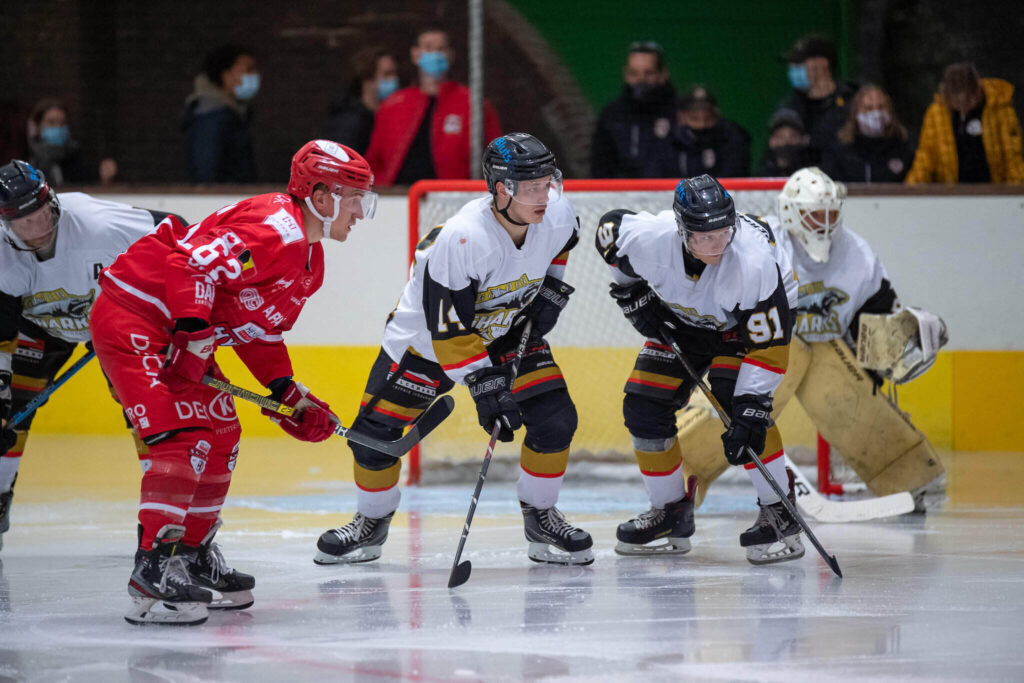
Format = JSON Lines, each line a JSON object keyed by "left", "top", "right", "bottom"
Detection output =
{"left": 90, "top": 139, "right": 377, "bottom": 625}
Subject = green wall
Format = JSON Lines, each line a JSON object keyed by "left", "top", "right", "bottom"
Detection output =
{"left": 509, "top": 0, "right": 854, "bottom": 170}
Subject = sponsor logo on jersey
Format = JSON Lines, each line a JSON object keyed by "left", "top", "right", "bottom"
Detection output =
{"left": 273, "top": 277, "right": 295, "bottom": 290}
{"left": 21, "top": 287, "right": 95, "bottom": 337}
{"left": 227, "top": 445, "right": 238, "bottom": 472}
{"left": 175, "top": 400, "right": 210, "bottom": 421}
{"left": 240, "top": 287, "right": 263, "bottom": 311}
{"left": 667, "top": 303, "right": 726, "bottom": 331}
{"left": 208, "top": 392, "right": 237, "bottom": 421}
{"left": 265, "top": 208, "right": 304, "bottom": 245}
{"left": 794, "top": 281, "right": 849, "bottom": 339}
{"left": 472, "top": 273, "right": 543, "bottom": 342}
{"left": 189, "top": 439, "right": 212, "bottom": 474}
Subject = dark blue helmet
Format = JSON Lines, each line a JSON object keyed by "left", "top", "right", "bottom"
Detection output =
{"left": 482, "top": 133, "right": 558, "bottom": 195}
{"left": 672, "top": 174, "right": 735, "bottom": 235}
{"left": 0, "top": 160, "right": 58, "bottom": 223}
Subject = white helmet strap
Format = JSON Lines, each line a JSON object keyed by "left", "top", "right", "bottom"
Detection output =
{"left": 304, "top": 194, "right": 341, "bottom": 239}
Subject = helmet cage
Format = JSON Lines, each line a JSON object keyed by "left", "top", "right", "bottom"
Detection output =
{"left": 778, "top": 167, "right": 845, "bottom": 263}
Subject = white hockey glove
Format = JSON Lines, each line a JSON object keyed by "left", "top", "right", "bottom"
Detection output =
{"left": 892, "top": 307, "right": 948, "bottom": 384}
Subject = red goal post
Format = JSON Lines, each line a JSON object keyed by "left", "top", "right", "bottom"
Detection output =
{"left": 405, "top": 178, "right": 788, "bottom": 485}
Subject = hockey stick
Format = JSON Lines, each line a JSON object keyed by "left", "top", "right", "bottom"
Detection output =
{"left": 785, "top": 454, "right": 915, "bottom": 523}
{"left": 659, "top": 332, "right": 842, "bottom": 578}
{"left": 6, "top": 349, "right": 96, "bottom": 429}
{"left": 199, "top": 376, "right": 454, "bottom": 457}
{"left": 448, "top": 320, "right": 533, "bottom": 589}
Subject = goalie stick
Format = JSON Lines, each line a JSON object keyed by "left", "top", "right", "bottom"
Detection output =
{"left": 785, "top": 454, "right": 915, "bottom": 523}
{"left": 6, "top": 349, "right": 96, "bottom": 429}
{"left": 660, "top": 331, "right": 843, "bottom": 578}
{"left": 199, "top": 376, "right": 454, "bottom": 457}
{"left": 448, "top": 320, "right": 533, "bottom": 589}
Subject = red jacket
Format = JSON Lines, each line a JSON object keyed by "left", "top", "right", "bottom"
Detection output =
{"left": 365, "top": 81, "right": 502, "bottom": 186}
{"left": 100, "top": 193, "right": 324, "bottom": 386}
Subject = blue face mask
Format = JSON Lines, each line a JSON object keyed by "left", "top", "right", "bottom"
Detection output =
{"left": 234, "top": 73, "right": 261, "bottom": 100}
{"left": 788, "top": 64, "right": 809, "bottom": 91}
{"left": 377, "top": 76, "right": 399, "bottom": 101}
{"left": 418, "top": 51, "right": 449, "bottom": 78}
{"left": 40, "top": 125, "right": 70, "bottom": 147}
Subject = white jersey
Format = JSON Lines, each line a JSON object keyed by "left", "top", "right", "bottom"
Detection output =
{"left": 778, "top": 224, "right": 894, "bottom": 343}
{"left": 600, "top": 209, "right": 797, "bottom": 398}
{"left": 382, "top": 194, "right": 579, "bottom": 384}
{"left": 0, "top": 193, "right": 159, "bottom": 343}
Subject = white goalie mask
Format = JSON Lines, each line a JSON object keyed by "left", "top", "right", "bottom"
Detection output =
{"left": 778, "top": 167, "right": 846, "bottom": 263}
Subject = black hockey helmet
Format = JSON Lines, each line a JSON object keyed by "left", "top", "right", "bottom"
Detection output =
{"left": 672, "top": 174, "right": 735, "bottom": 234}
{"left": 482, "top": 133, "right": 559, "bottom": 195}
{"left": 0, "top": 159, "right": 59, "bottom": 223}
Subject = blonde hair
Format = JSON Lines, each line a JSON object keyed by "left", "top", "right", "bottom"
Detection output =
{"left": 837, "top": 83, "right": 906, "bottom": 144}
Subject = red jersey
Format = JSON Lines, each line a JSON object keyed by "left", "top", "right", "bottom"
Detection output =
{"left": 99, "top": 193, "right": 324, "bottom": 386}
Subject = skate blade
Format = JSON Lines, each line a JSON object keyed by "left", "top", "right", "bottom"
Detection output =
{"left": 207, "top": 589, "right": 254, "bottom": 610}
{"left": 745, "top": 535, "right": 805, "bottom": 566}
{"left": 614, "top": 537, "right": 692, "bottom": 556}
{"left": 313, "top": 546, "right": 382, "bottom": 565}
{"left": 125, "top": 596, "right": 209, "bottom": 626}
{"left": 527, "top": 542, "right": 594, "bottom": 566}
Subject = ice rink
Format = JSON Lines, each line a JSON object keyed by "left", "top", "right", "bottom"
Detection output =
{"left": 2, "top": 439, "right": 1023, "bottom": 682}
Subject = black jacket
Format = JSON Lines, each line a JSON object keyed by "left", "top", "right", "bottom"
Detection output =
{"left": 673, "top": 120, "right": 751, "bottom": 178}
{"left": 182, "top": 74, "right": 256, "bottom": 183}
{"left": 776, "top": 81, "right": 858, "bottom": 159}
{"left": 821, "top": 134, "right": 916, "bottom": 183}
{"left": 323, "top": 91, "right": 375, "bottom": 155}
{"left": 591, "top": 83, "right": 678, "bottom": 178}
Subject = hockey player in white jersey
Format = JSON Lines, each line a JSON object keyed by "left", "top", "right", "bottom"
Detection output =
{"left": 317, "top": 133, "right": 593, "bottom": 566}
{"left": 0, "top": 160, "right": 172, "bottom": 550}
{"left": 596, "top": 174, "right": 804, "bottom": 565}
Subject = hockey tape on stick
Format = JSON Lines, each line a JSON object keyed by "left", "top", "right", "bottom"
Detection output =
{"left": 7, "top": 349, "right": 96, "bottom": 429}
{"left": 659, "top": 330, "right": 843, "bottom": 578}
{"left": 784, "top": 454, "right": 915, "bottom": 523}
{"left": 200, "top": 376, "right": 454, "bottom": 457}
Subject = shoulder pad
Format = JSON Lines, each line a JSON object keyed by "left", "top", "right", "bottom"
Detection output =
{"left": 594, "top": 208, "right": 636, "bottom": 266}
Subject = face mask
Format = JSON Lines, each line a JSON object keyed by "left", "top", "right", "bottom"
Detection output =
{"left": 418, "top": 51, "right": 449, "bottom": 78}
{"left": 788, "top": 64, "right": 809, "bottom": 91}
{"left": 40, "top": 125, "right": 69, "bottom": 147}
{"left": 857, "top": 110, "right": 891, "bottom": 137}
{"left": 769, "top": 144, "right": 811, "bottom": 171}
{"left": 377, "top": 76, "right": 399, "bottom": 101}
{"left": 234, "top": 73, "right": 261, "bottom": 100}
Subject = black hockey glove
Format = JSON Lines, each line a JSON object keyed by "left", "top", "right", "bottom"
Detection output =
{"left": 526, "top": 276, "right": 574, "bottom": 338}
{"left": 609, "top": 281, "right": 676, "bottom": 339}
{"left": 466, "top": 366, "right": 522, "bottom": 442}
{"left": 0, "top": 369, "right": 12, "bottom": 426}
{"left": 721, "top": 395, "right": 773, "bottom": 466}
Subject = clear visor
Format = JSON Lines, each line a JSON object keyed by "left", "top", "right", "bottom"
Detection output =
{"left": 505, "top": 169, "right": 563, "bottom": 206}
{"left": 1, "top": 204, "right": 57, "bottom": 252}
{"left": 684, "top": 224, "right": 736, "bottom": 258}
{"left": 330, "top": 185, "right": 378, "bottom": 220}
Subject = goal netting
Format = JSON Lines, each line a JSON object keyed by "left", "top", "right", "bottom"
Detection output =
{"left": 406, "top": 179, "right": 786, "bottom": 485}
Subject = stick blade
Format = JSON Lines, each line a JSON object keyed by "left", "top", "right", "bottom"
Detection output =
{"left": 410, "top": 395, "right": 455, "bottom": 441}
{"left": 805, "top": 492, "right": 916, "bottom": 523}
{"left": 448, "top": 560, "right": 472, "bottom": 589}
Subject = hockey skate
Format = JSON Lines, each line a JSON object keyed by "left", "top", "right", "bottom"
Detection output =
{"left": 615, "top": 475, "right": 697, "bottom": 556}
{"left": 520, "top": 502, "right": 594, "bottom": 566}
{"left": 125, "top": 525, "right": 212, "bottom": 626}
{"left": 0, "top": 474, "right": 14, "bottom": 552}
{"left": 181, "top": 521, "right": 254, "bottom": 610}
{"left": 314, "top": 511, "right": 394, "bottom": 565}
{"left": 740, "top": 469, "right": 805, "bottom": 566}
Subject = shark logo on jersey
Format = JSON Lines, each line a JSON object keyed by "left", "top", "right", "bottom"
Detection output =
{"left": 666, "top": 303, "right": 727, "bottom": 331}
{"left": 794, "top": 281, "right": 849, "bottom": 338}
{"left": 20, "top": 287, "right": 96, "bottom": 339}
{"left": 472, "top": 273, "right": 543, "bottom": 342}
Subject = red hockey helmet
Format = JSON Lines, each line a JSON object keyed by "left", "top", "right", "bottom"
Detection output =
{"left": 288, "top": 139, "right": 374, "bottom": 199}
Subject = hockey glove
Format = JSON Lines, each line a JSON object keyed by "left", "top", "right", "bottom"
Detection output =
{"left": 158, "top": 320, "right": 215, "bottom": 393}
{"left": 0, "top": 369, "right": 11, "bottom": 427}
{"left": 527, "top": 276, "right": 575, "bottom": 338}
{"left": 722, "top": 395, "right": 773, "bottom": 466}
{"left": 609, "top": 281, "right": 676, "bottom": 339}
{"left": 466, "top": 366, "right": 522, "bottom": 442}
{"left": 263, "top": 377, "right": 336, "bottom": 443}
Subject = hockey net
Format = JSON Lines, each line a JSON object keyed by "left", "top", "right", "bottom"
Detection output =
{"left": 406, "top": 178, "right": 788, "bottom": 485}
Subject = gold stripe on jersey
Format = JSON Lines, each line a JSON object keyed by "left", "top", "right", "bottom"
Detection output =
{"left": 636, "top": 439, "right": 683, "bottom": 476}
{"left": 361, "top": 395, "right": 423, "bottom": 422}
{"left": 433, "top": 333, "right": 488, "bottom": 371}
{"left": 709, "top": 356, "right": 743, "bottom": 371}
{"left": 759, "top": 425, "right": 784, "bottom": 460}
{"left": 744, "top": 342, "right": 790, "bottom": 375}
{"left": 354, "top": 460, "right": 402, "bottom": 492}
{"left": 520, "top": 446, "right": 569, "bottom": 477}
{"left": 512, "top": 366, "right": 563, "bottom": 393}
{"left": 0, "top": 338, "right": 17, "bottom": 354}
{"left": 11, "top": 374, "right": 47, "bottom": 390}
{"left": 627, "top": 369, "right": 683, "bottom": 391}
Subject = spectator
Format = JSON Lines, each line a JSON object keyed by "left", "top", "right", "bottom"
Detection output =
{"left": 182, "top": 44, "right": 260, "bottom": 183}
{"left": 906, "top": 62, "right": 1024, "bottom": 184}
{"left": 757, "top": 109, "right": 817, "bottom": 176}
{"left": 673, "top": 86, "right": 750, "bottom": 177}
{"left": 775, "top": 34, "right": 856, "bottom": 162}
{"left": 365, "top": 28, "right": 501, "bottom": 186}
{"left": 323, "top": 47, "right": 399, "bottom": 154}
{"left": 822, "top": 84, "right": 915, "bottom": 183}
{"left": 26, "top": 99, "right": 117, "bottom": 186}
{"left": 591, "top": 41, "right": 677, "bottom": 178}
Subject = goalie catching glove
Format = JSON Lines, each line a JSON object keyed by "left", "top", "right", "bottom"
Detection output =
{"left": 466, "top": 366, "right": 522, "bottom": 442}
{"left": 722, "top": 395, "right": 773, "bottom": 466}
{"left": 263, "top": 377, "right": 335, "bottom": 442}
{"left": 158, "top": 319, "right": 215, "bottom": 393}
{"left": 609, "top": 281, "right": 678, "bottom": 339}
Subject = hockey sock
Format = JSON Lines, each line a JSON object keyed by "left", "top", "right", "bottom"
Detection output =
{"left": 138, "top": 436, "right": 209, "bottom": 549}
{"left": 745, "top": 448, "right": 787, "bottom": 504}
{"left": 354, "top": 460, "right": 402, "bottom": 519}
{"left": 182, "top": 447, "right": 233, "bottom": 546}
{"left": 517, "top": 446, "right": 569, "bottom": 509}
{"left": 635, "top": 439, "right": 686, "bottom": 508}
{"left": 0, "top": 447, "right": 24, "bottom": 492}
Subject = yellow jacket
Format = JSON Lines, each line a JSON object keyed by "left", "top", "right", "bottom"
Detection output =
{"left": 906, "top": 78, "right": 1024, "bottom": 184}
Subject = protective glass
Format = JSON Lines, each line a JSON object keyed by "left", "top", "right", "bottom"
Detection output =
{"left": 683, "top": 224, "right": 736, "bottom": 257}
{"left": 505, "top": 169, "right": 563, "bottom": 206}
{"left": 330, "top": 185, "right": 378, "bottom": 220}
